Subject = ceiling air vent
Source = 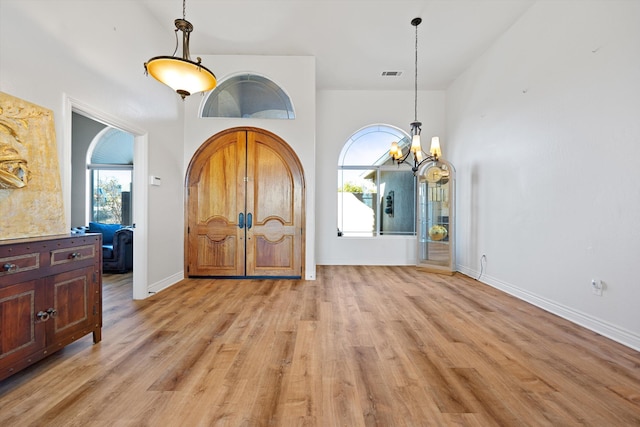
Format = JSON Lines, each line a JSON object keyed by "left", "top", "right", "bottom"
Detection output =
{"left": 382, "top": 71, "right": 403, "bottom": 77}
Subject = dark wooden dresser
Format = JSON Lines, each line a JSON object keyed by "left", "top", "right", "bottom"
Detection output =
{"left": 0, "top": 233, "right": 103, "bottom": 381}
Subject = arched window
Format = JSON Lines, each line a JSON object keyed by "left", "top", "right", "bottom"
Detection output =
{"left": 201, "top": 73, "right": 295, "bottom": 119}
{"left": 87, "top": 128, "right": 133, "bottom": 225}
{"left": 338, "top": 124, "right": 416, "bottom": 237}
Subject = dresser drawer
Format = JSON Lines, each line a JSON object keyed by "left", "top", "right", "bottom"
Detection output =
{"left": 50, "top": 244, "right": 96, "bottom": 266}
{"left": 0, "top": 253, "right": 40, "bottom": 277}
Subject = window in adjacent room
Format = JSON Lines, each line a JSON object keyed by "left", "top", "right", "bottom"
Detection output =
{"left": 338, "top": 124, "right": 416, "bottom": 237}
{"left": 200, "top": 73, "right": 295, "bottom": 119}
{"left": 87, "top": 128, "right": 133, "bottom": 225}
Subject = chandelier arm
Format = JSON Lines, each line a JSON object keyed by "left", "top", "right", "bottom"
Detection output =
{"left": 182, "top": 26, "right": 191, "bottom": 60}
{"left": 172, "top": 28, "right": 179, "bottom": 57}
{"left": 394, "top": 146, "right": 437, "bottom": 173}
{"left": 413, "top": 154, "right": 437, "bottom": 173}
{"left": 392, "top": 145, "right": 411, "bottom": 168}
{"left": 399, "top": 149, "right": 412, "bottom": 165}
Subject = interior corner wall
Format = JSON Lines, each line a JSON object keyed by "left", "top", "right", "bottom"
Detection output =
{"left": 446, "top": 1, "right": 640, "bottom": 349}
{"left": 183, "top": 55, "right": 317, "bottom": 280}
{"left": 316, "top": 89, "right": 446, "bottom": 265}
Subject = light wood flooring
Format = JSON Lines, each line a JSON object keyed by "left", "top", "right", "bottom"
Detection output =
{"left": 1, "top": 266, "right": 639, "bottom": 426}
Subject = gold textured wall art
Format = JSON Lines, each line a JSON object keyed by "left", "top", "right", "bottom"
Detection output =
{"left": 0, "top": 92, "right": 66, "bottom": 240}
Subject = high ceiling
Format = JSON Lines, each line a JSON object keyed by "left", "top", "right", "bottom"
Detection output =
{"left": 139, "top": 0, "right": 535, "bottom": 91}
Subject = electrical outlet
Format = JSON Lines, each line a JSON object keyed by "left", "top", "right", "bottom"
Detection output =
{"left": 591, "top": 279, "right": 603, "bottom": 296}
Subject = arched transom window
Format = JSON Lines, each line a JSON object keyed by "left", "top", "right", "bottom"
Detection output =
{"left": 201, "top": 73, "right": 295, "bottom": 119}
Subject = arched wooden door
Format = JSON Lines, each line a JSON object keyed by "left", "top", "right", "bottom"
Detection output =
{"left": 185, "top": 127, "right": 305, "bottom": 278}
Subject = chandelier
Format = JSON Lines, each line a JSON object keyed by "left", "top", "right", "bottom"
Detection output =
{"left": 389, "top": 17, "right": 442, "bottom": 172}
{"left": 144, "top": 0, "right": 217, "bottom": 100}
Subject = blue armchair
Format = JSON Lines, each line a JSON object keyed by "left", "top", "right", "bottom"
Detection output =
{"left": 73, "top": 223, "right": 133, "bottom": 273}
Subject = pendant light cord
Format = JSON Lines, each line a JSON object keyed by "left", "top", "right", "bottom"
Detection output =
{"left": 183, "top": 0, "right": 186, "bottom": 20}
{"left": 414, "top": 20, "right": 418, "bottom": 123}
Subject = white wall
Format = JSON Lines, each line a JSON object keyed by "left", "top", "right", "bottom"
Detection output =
{"left": 183, "top": 55, "right": 317, "bottom": 279}
{"left": 447, "top": 1, "right": 640, "bottom": 349}
{"left": 316, "top": 90, "right": 446, "bottom": 265}
{"left": 0, "top": 0, "right": 186, "bottom": 293}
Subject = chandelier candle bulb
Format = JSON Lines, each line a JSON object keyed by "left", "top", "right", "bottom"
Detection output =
{"left": 430, "top": 137, "right": 442, "bottom": 158}
{"left": 411, "top": 133, "right": 422, "bottom": 152}
{"left": 390, "top": 141, "right": 400, "bottom": 158}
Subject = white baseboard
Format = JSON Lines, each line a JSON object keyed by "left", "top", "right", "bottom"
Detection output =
{"left": 147, "top": 271, "right": 184, "bottom": 296}
{"left": 457, "top": 265, "right": 640, "bottom": 352}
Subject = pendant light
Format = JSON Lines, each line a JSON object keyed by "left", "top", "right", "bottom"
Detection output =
{"left": 144, "top": 0, "right": 217, "bottom": 100}
{"left": 389, "top": 17, "right": 442, "bottom": 172}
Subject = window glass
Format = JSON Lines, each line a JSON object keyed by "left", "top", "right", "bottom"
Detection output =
{"left": 91, "top": 169, "right": 132, "bottom": 225}
{"left": 380, "top": 170, "right": 415, "bottom": 235}
{"left": 338, "top": 124, "right": 415, "bottom": 237}
{"left": 337, "top": 169, "right": 377, "bottom": 236}
{"left": 339, "top": 124, "right": 411, "bottom": 166}
{"left": 87, "top": 128, "right": 133, "bottom": 225}
{"left": 201, "top": 73, "right": 295, "bottom": 119}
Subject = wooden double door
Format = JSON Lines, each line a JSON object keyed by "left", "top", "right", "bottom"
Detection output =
{"left": 185, "top": 128, "right": 305, "bottom": 278}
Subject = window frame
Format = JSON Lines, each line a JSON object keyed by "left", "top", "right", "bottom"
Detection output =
{"left": 337, "top": 124, "right": 417, "bottom": 238}
{"left": 87, "top": 163, "right": 133, "bottom": 225}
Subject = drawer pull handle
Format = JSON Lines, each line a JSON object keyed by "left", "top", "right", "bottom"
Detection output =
{"left": 36, "top": 311, "right": 50, "bottom": 322}
{"left": 3, "top": 263, "right": 18, "bottom": 272}
{"left": 47, "top": 308, "right": 58, "bottom": 318}
{"left": 70, "top": 252, "right": 81, "bottom": 259}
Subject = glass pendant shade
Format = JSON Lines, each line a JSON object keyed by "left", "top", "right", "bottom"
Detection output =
{"left": 145, "top": 56, "right": 216, "bottom": 99}
{"left": 411, "top": 134, "right": 421, "bottom": 153}
{"left": 144, "top": 2, "right": 216, "bottom": 100}
{"left": 430, "top": 136, "right": 442, "bottom": 158}
{"left": 389, "top": 141, "right": 402, "bottom": 159}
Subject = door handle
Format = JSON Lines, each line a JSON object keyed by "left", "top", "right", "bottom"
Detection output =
{"left": 238, "top": 212, "right": 245, "bottom": 229}
{"left": 247, "top": 213, "right": 252, "bottom": 229}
